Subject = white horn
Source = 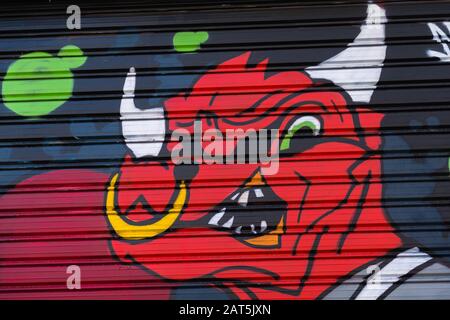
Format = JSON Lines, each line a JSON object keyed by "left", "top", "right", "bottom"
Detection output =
{"left": 120, "top": 67, "right": 165, "bottom": 158}
{"left": 306, "top": 4, "right": 387, "bottom": 103}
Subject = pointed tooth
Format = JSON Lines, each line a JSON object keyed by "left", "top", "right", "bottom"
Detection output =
{"left": 222, "top": 216, "right": 234, "bottom": 228}
{"left": 254, "top": 188, "right": 264, "bottom": 198}
{"left": 235, "top": 226, "right": 242, "bottom": 234}
{"left": 231, "top": 193, "right": 239, "bottom": 200}
{"left": 251, "top": 224, "right": 256, "bottom": 234}
{"left": 208, "top": 209, "right": 226, "bottom": 226}
{"left": 238, "top": 190, "right": 249, "bottom": 207}
{"left": 260, "top": 220, "right": 267, "bottom": 233}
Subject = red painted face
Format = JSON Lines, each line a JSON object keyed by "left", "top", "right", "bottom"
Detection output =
{"left": 108, "top": 52, "right": 400, "bottom": 299}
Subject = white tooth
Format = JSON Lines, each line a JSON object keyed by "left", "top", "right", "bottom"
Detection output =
{"left": 208, "top": 209, "right": 226, "bottom": 226}
{"left": 238, "top": 190, "right": 249, "bottom": 207}
{"left": 231, "top": 193, "right": 239, "bottom": 200}
{"left": 254, "top": 188, "right": 264, "bottom": 198}
{"left": 260, "top": 220, "right": 267, "bottom": 233}
{"left": 235, "top": 226, "right": 242, "bottom": 234}
{"left": 222, "top": 216, "right": 234, "bottom": 228}
{"left": 251, "top": 224, "right": 256, "bottom": 234}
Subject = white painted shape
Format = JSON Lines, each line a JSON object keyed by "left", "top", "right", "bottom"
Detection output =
{"left": 306, "top": 4, "right": 386, "bottom": 103}
{"left": 208, "top": 209, "right": 226, "bottom": 226}
{"left": 254, "top": 188, "right": 264, "bottom": 198}
{"left": 427, "top": 49, "right": 450, "bottom": 62}
{"left": 222, "top": 216, "right": 234, "bottom": 228}
{"left": 260, "top": 220, "right": 267, "bottom": 233}
{"left": 355, "top": 247, "right": 432, "bottom": 300}
{"left": 426, "top": 22, "right": 450, "bottom": 62}
{"left": 120, "top": 67, "right": 166, "bottom": 158}
{"left": 238, "top": 190, "right": 249, "bottom": 207}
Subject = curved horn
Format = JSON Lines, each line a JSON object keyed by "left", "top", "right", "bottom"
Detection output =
{"left": 120, "top": 67, "right": 166, "bottom": 158}
{"left": 106, "top": 173, "right": 187, "bottom": 240}
{"left": 306, "top": 4, "right": 387, "bottom": 103}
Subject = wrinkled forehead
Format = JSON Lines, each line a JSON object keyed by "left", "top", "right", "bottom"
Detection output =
{"left": 164, "top": 52, "right": 353, "bottom": 130}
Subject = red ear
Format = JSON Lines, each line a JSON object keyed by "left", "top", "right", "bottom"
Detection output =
{"left": 356, "top": 108, "right": 384, "bottom": 151}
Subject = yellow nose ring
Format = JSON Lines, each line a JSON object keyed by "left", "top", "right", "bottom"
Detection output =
{"left": 105, "top": 173, "right": 187, "bottom": 240}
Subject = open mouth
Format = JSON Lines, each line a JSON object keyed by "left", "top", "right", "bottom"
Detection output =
{"left": 105, "top": 170, "right": 286, "bottom": 247}
{"left": 200, "top": 172, "right": 288, "bottom": 248}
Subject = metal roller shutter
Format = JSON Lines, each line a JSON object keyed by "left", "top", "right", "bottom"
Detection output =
{"left": 0, "top": 0, "right": 449, "bottom": 300}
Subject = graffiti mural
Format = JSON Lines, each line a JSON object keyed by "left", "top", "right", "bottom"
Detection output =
{"left": 0, "top": 1, "right": 449, "bottom": 299}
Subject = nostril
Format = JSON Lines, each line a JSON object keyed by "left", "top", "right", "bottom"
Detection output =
{"left": 125, "top": 198, "right": 158, "bottom": 223}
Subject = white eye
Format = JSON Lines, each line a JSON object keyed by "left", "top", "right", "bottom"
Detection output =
{"left": 280, "top": 116, "right": 321, "bottom": 151}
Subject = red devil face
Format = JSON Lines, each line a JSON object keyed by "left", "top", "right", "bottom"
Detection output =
{"left": 105, "top": 5, "right": 402, "bottom": 299}
{"left": 106, "top": 51, "right": 401, "bottom": 299}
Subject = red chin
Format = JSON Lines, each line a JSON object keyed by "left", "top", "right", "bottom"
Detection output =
{"left": 110, "top": 225, "right": 293, "bottom": 282}
{"left": 108, "top": 143, "right": 402, "bottom": 299}
{"left": 109, "top": 161, "right": 401, "bottom": 300}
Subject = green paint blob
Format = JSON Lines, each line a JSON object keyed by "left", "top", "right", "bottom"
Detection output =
{"left": 2, "top": 45, "right": 87, "bottom": 117}
{"left": 173, "top": 31, "right": 209, "bottom": 53}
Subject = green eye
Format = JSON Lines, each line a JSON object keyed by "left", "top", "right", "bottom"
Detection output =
{"left": 280, "top": 116, "right": 321, "bottom": 151}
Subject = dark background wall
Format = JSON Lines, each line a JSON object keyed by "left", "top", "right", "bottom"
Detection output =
{"left": 0, "top": 0, "right": 449, "bottom": 299}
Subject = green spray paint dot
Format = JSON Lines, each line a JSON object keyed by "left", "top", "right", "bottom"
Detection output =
{"left": 173, "top": 31, "right": 209, "bottom": 53}
{"left": 2, "top": 45, "right": 87, "bottom": 117}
